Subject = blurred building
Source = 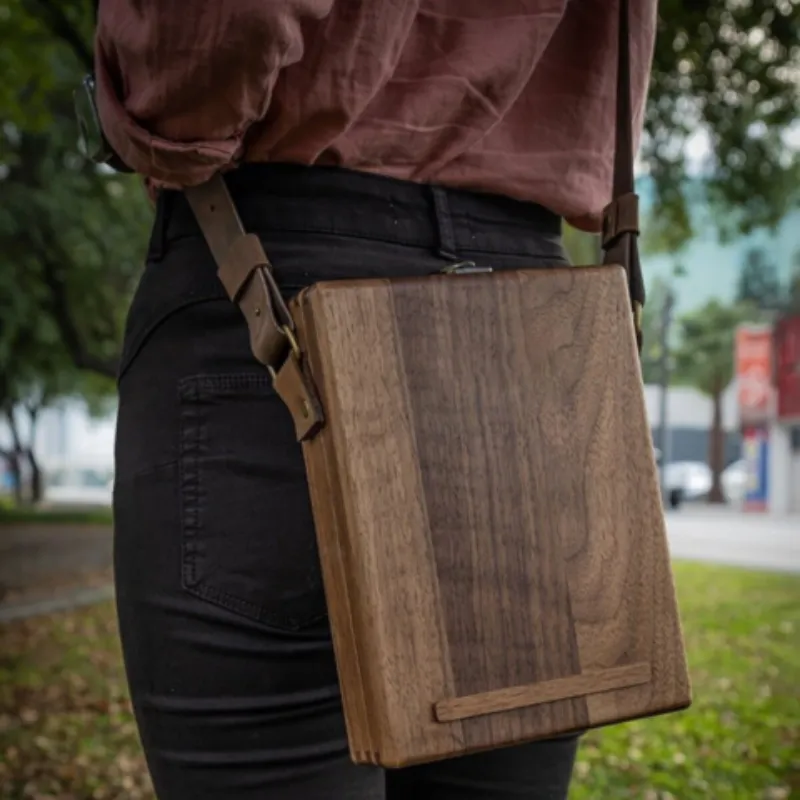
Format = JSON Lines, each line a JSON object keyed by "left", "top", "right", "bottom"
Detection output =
{"left": 643, "top": 383, "right": 740, "bottom": 467}
{"left": 0, "top": 400, "right": 115, "bottom": 500}
{"left": 772, "top": 316, "right": 800, "bottom": 514}
{"left": 735, "top": 320, "right": 800, "bottom": 515}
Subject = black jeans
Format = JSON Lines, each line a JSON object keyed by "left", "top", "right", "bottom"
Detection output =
{"left": 114, "top": 163, "right": 579, "bottom": 799}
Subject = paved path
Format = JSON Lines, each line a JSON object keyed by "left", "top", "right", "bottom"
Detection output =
{"left": 665, "top": 508, "right": 800, "bottom": 574}
{"left": 0, "top": 524, "right": 113, "bottom": 622}
{"left": 0, "top": 585, "right": 115, "bottom": 623}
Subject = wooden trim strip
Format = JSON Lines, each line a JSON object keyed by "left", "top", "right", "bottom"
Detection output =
{"left": 433, "top": 662, "right": 652, "bottom": 723}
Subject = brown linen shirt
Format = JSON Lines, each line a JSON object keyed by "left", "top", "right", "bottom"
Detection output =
{"left": 95, "top": 0, "right": 657, "bottom": 231}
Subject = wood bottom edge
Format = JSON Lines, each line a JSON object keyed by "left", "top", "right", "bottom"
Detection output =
{"left": 434, "top": 662, "right": 652, "bottom": 723}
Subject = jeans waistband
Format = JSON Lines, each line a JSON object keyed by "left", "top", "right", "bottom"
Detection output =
{"left": 151, "top": 163, "right": 563, "bottom": 262}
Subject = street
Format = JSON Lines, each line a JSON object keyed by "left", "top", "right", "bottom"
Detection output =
{"left": 666, "top": 508, "right": 800, "bottom": 574}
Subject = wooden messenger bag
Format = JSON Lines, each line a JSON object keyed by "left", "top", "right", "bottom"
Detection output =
{"left": 185, "top": 0, "right": 691, "bottom": 768}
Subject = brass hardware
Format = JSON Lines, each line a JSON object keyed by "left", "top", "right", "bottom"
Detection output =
{"left": 441, "top": 261, "right": 493, "bottom": 275}
{"left": 633, "top": 301, "right": 643, "bottom": 332}
{"left": 283, "top": 325, "right": 301, "bottom": 359}
{"left": 267, "top": 325, "right": 303, "bottom": 381}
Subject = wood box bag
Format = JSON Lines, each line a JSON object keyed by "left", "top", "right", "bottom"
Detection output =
{"left": 186, "top": 0, "right": 691, "bottom": 769}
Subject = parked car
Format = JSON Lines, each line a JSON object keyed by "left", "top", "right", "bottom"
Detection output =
{"left": 662, "top": 461, "right": 713, "bottom": 504}
{"left": 721, "top": 459, "right": 749, "bottom": 505}
{"left": 654, "top": 449, "right": 706, "bottom": 508}
{"left": 654, "top": 449, "right": 750, "bottom": 508}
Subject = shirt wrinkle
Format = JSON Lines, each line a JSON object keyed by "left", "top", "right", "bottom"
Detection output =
{"left": 95, "top": 0, "right": 657, "bottom": 230}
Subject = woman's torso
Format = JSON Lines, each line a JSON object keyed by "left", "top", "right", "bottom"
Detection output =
{"left": 96, "top": 0, "right": 657, "bottom": 229}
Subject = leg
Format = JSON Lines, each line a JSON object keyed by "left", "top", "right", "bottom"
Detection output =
{"left": 114, "top": 279, "right": 383, "bottom": 799}
{"left": 386, "top": 737, "right": 579, "bottom": 800}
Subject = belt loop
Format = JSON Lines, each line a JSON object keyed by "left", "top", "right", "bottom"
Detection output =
{"left": 430, "top": 185, "right": 459, "bottom": 261}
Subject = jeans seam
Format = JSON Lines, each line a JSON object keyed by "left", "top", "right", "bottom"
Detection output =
{"left": 179, "top": 378, "right": 202, "bottom": 590}
{"left": 118, "top": 294, "right": 226, "bottom": 383}
{"left": 177, "top": 372, "right": 275, "bottom": 398}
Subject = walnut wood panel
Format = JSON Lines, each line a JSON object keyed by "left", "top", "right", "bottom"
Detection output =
{"left": 292, "top": 265, "right": 691, "bottom": 768}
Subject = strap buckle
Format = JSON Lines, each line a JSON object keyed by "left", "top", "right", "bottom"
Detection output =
{"left": 185, "top": 175, "right": 325, "bottom": 441}
{"left": 267, "top": 325, "right": 301, "bottom": 380}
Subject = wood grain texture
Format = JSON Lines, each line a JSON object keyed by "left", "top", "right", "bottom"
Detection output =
{"left": 292, "top": 264, "right": 691, "bottom": 768}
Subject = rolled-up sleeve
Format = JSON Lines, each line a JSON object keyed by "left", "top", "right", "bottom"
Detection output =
{"left": 95, "top": 0, "right": 335, "bottom": 187}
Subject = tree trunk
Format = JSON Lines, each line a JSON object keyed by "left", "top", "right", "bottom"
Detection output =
{"left": 11, "top": 453, "right": 23, "bottom": 505}
{"left": 24, "top": 405, "right": 43, "bottom": 504}
{"left": 1, "top": 407, "right": 25, "bottom": 505}
{"left": 707, "top": 390, "right": 726, "bottom": 503}
{"left": 27, "top": 449, "right": 43, "bottom": 504}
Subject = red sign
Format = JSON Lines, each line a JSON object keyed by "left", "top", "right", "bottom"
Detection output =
{"left": 735, "top": 325, "right": 774, "bottom": 424}
{"left": 775, "top": 315, "right": 800, "bottom": 421}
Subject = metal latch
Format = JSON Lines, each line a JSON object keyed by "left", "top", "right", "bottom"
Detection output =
{"left": 440, "top": 261, "right": 493, "bottom": 275}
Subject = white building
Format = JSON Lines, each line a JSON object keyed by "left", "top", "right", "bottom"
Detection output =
{"left": 0, "top": 399, "right": 116, "bottom": 499}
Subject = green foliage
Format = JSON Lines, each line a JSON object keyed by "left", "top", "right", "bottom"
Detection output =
{"left": 563, "top": 226, "right": 600, "bottom": 265}
{"left": 672, "top": 300, "right": 755, "bottom": 397}
{"left": 0, "top": 0, "right": 151, "bottom": 411}
{"left": 0, "top": 505, "right": 113, "bottom": 525}
{"left": 640, "top": 276, "right": 676, "bottom": 384}
{"left": 736, "top": 247, "right": 786, "bottom": 311}
{"left": 645, "top": 0, "right": 800, "bottom": 250}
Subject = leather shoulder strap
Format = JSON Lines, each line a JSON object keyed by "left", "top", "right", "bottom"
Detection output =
{"left": 612, "top": 0, "right": 635, "bottom": 203}
{"left": 602, "top": 0, "right": 645, "bottom": 349}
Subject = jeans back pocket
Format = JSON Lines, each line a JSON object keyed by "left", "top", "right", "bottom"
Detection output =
{"left": 179, "top": 372, "right": 327, "bottom": 631}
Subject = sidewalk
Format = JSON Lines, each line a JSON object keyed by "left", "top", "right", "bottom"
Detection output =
{"left": 0, "top": 523, "right": 113, "bottom": 623}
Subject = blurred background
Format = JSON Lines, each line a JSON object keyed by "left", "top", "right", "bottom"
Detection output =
{"left": 0, "top": 1, "right": 798, "bottom": 798}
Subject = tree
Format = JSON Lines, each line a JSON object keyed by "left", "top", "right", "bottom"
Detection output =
{"left": 0, "top": 0, "right": 151, "bottom": 384}
{"left": 671, "top": 300, "right": 754, "bottom": 503}
{"left": 639, "top": 276, "right": 677, "bottom": 384}
{"left": 645, "top": 0, "right": 800, "bottom": 251}
{"left": 735, "top": 247, "right": 784, "bottom": 311}
{"left": 0, "top": 302, "right": 115, "bottom": 504}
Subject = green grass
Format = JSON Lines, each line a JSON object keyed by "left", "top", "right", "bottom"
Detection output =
{"left": 0, "top": 506, "right": 113, "bottom": 526}
{"left": 570, "top": 562, "right": 800, "bottom": 799}
{"left": 0, "top": 562, "right": 798, "bottom": 799}
{"left": 0, "top": 602, "right": 150, "bottom": 800}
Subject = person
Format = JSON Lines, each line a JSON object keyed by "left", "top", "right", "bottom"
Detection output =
{"left": 99, "top": 1, "right": 657, "bottom": 798}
